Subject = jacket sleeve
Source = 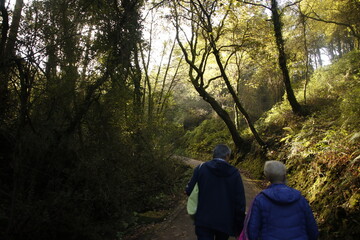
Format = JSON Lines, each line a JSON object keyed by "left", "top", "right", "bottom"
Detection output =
{"left": 302, "top": 198, "right": 319, "bottom": 240}
{"left": 247, "top": 196, "right": 262, "bottom": 240}
{"left": 185, "top": 164, "right": 201, "bottom": 196}
{"left": 234, "top": 173, "right": 246, "bottom": 236}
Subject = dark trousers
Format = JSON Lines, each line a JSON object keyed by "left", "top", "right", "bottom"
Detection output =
{"left": 195, "top": 226, "right": 229, "bottom": 240}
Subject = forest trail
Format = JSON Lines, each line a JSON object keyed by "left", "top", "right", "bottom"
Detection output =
{"left": 143, "top": 156, "right": 262, "bottom": 240}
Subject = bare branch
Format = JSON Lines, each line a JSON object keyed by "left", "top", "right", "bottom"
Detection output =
{"left": 305, "top": 12, "right": 359, "bottom": 38}
{"left": 284, "top": 0, "right": 302, "bottom": 9}
{"left": 224, "top": 51, "right": 236, "bottom": 70}
{"left": 173, "top": 6, "right": 201, "bottom": 81}
{"left": 204, "top": 75, "right": 222, "bottom": 89}
{"left": 239, "top": 0, "right": 270, "bottom": 10}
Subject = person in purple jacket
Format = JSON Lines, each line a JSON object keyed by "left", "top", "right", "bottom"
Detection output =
{"left": 186, "top": 144, "right": 246, "bottom": 240}
{"left": 247, "top": 160, "right": 319, "bottom": 240}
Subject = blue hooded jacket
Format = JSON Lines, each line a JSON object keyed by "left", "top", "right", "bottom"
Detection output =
{"left": 247, "top": 184, "right": 319, "bottom": 240}
{"left": 186, "top": 159, "right": 246, "bottom": 236}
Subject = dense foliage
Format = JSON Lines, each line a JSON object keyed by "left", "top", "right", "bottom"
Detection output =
{"left": 183, "top": 50, "right": 360, "bottom": 239}
{"left": 182, "top": 118, "right": 233, "bottom": 160}
{"left": 1, "top": 0, "right": 359, "bottom": 239}
{"left": 236, "top": 50, "right": 360, "bottom": 239}
{"left": 0, "top": 0, "right": 185, "bottom": 239}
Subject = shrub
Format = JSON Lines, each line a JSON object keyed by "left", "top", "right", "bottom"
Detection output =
{"left": 183, "top": 118, "right": 233, "bottom": 160}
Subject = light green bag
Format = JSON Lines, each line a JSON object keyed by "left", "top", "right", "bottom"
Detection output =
{"left": 186, "top": 182, "right": 199, "bottom": 216}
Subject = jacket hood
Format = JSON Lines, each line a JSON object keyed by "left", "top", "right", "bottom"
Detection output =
{"left": 205, "top": 159, "right": 238, "bottom": 177}
{"left": 262, "top": 184, "right": 302, "bottom": 204}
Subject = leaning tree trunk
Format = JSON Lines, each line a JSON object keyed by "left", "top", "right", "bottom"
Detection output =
{"left": 173, "top": 1, "right": 245, "bottom": 153}
{"left": 271, "top": 0, "right": 305, "bottom": 116}
{"left": 194, "top": 82, "right": 245, "bottom": 152}
{"left": 210, "top": 38, "right": 266, "bottom": 148}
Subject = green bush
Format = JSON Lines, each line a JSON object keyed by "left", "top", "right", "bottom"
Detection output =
{"left": 182, "top": 118, "right": 233, "bottom": 160}
{"left": 340, "top": 81, "right": 360, "bottom": 129}
{"left": 238, "top": 50, "right": 360, "bottom": 239}
{"left": 306, "top": 50, "right": 360, "bottom": 130}
{"left": 0, "top": 112, "right": 186, "bottom": 240}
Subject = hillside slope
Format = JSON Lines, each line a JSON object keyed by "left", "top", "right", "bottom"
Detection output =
{"left": 239, "top": 50, "right": 360, "bottom": 239}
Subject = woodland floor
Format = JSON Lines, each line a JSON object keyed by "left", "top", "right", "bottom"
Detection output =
{"left": 125, "top": 157, "right": 262, "bottom": 240}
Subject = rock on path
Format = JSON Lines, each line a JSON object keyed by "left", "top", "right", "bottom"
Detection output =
{"left": 147, "top": 156, "right": 261, "bottom": 240}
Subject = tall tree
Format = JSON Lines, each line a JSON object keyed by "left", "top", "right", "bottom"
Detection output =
{"left": 0, "top": 0, "right": 24, "bottom": 122}
{"left": 241, "top": 0, "right": 305, "bottom": 115}
{"left": 227, "top": 3, "right": 284, "bottom": 124}
{"left": 192, "top": 0, "right": 266, "bottom": 147}
{"left": 270, "top": 0, "right": 305, "bottom": 115}
{"left": 171, "top": 1, "right": 246, "bottom": 152}
{"left": 2, "top": 1, "right": 151, "bottom": 238}
{"left": 296, "top": 3, "right": 311, "bottom": 104}
{"left": 138, "top": 6, "right": 184, "bottom": 125}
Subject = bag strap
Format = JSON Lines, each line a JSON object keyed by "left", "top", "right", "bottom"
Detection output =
{"left": 195, "top": 162, "right": 204, "bottom": 183}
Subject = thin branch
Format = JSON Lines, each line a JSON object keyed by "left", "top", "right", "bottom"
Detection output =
{"left": 159, "top": 55, "right": 183, "bottom": 113}
{"left": 173, "top": 10, "right": 201, "bottom": 81}
{"left": 284, "top": 0, "right": 302, "bottom": 9}
{"left": 147, "top": 0, "right": 168, "bottom": 12}
{"left": 239, "top": 0, "right": 270, "bottom": 10}
{"left": 304, "top": 12, "right": 359, "bottom": 38}
{"left": 195, "top": 0, "right": 214, "bottom": 32}
{"left": 224, "top": 51, "right": 236, "bottom": 70}
{"left": 204, "top": 75, "right": 222, "bottom": 89}
{"left": 218, "top": 44, "right": 246, "bottom": 51}
{"left": 215, "top": 4, "right": 231, "bottom": 42}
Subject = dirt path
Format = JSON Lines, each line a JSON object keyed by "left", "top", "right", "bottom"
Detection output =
{"left": 145, "top": 156, "right": 262, "bottom": 240}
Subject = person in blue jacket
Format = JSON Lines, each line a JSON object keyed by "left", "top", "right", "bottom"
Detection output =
{"left": 186, "top": 144, "right": 246, "bottom": 240}
{"left": 247, "top": 160, "right": 319, "bottom": 240}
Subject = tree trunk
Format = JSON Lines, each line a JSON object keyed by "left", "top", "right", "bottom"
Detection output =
{"left": 271, "top": 0, "right": 305, "bottom": 116}
{"left": 4, "top": 0, "right": 23, "bottom": 57}
{"left": 197, "top": 0, "right": 266, "bottom": 147}
{"left": 132, "top": 45, "right": 144, "bottom": 122}
{"left": 159, "top": 55, "right": 183, "bottom": 115}
{"left": 173, "top": 1, "right": 245, "bottom": 153}
{"left": 316, "top": 47, "right": 323, "bottom": 67}
{"left": 194, "top": 83, "right": 245, "bottom": 152}
{"left": 210, "top": 39, "right": 266, "bottom": 147}
{"left": 0, "top": 0, "right": 9, "bottom": 120}
{"left": 156, "top": 39, "right": 176, "bottom": 115}
{"left": 0, "top": 0, "right": 24, "bottom": 121}
{"left": 0, "top": 0, "right": 9, "bottom": 59}
{"left": 299, "top": 7, "right": 310, "bottom": 105}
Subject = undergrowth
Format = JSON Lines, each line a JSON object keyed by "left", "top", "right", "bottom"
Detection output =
{"left": 238, "top": 50, "right": 360, "bottom": 239}
{"left": 180, "top": 51, "right": 359, "bottom": 239}
{"left": 182, "top": 118, "right": 234, "bottom": 161}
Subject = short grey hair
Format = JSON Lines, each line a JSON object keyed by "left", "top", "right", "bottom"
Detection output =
{"left": 264, "top": 160, "right": 286, "bottom": 183}
{"left": 213, "top": 144, "right": 231, "bottom": 159}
